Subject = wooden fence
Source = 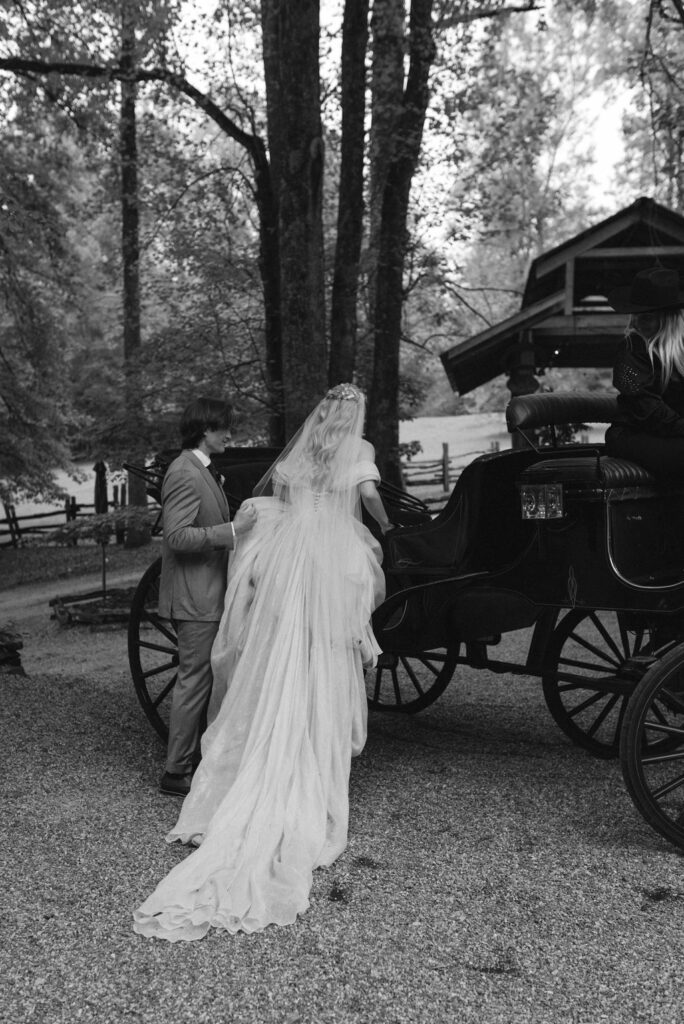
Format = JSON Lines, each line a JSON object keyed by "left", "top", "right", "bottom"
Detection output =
{"left": 3, "top": 441, "right": 501, "bottom": 546}
{"left": 0, "top": 482, "right": 155, "bottom": 548}
{"left": 401, "top": 441, "right": 501, "bottom": 493}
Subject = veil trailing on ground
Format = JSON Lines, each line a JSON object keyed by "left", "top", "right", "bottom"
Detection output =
{"left": 133, "top": 382, "right": 384, "bottom": 940}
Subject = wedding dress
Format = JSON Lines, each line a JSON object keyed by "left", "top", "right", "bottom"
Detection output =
{"left": 134, "top": 393, "right": 385, "bottom": 941}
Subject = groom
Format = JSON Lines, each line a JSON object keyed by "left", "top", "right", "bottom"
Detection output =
{"left": 158, "top": 396, "right": 257, "bottom": 796}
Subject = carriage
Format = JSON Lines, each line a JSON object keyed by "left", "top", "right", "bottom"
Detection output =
{"left": 126, "top": 392, "right": 684, "bottom": 853}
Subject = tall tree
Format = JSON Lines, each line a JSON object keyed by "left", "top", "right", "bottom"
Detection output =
{"left": 630, "top": 0, "right": 684, "bottom": 208}
{"left": 119, "top": 0, "right": 149, "bottom": 540}
{"left": 367, "top": 0, "right": 435, "bottom": 484}
{"left": 329, "top": 0, "right": 370, "bottom": 384}
{"left": 0, "top": 116, "right": 80, "bottom": 500}
{"left": 260, "top": 0, "right": 327, "bottom": 435}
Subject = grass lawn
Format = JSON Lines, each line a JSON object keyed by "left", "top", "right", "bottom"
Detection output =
{"left": 0, "top": 539, "right": 159, "bottom": 591}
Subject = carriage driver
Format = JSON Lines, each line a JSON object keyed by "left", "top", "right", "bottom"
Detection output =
{"left": 157, "top": 397, "right": 257, "bottom": 796}
{"left": 605, "top": 267, "right": 684, "bottom": 477}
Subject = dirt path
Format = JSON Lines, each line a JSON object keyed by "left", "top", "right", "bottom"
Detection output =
{"left": 0, "top": 569, "right": 142, "bottom": 622}
{"left": 0, "top": 570, "right": 143, "bottom": 677}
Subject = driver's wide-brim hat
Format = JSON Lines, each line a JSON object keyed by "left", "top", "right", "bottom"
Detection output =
{"left": 608, "top": 267, "right": 684, "bottom": 313}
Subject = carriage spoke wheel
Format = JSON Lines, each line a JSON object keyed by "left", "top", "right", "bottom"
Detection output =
{"left": 128, "top": 557, "right": 177, "bottom": 741}
{"left": 366, "top": 646, "right": 458, "bottom": 714}
{"left": 620, "top": 645, "right": 684, "bottom": 850}
{"left": 542, "top": 609, "right": 662, "bottom": 759}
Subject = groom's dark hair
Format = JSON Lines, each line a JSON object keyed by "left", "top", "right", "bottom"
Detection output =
{"left": 180, "top": 397, "right": 234, "bottom": 449}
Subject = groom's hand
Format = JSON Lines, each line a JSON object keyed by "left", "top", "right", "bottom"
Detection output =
{"left": 233, "top": 502, "right": 258, "bottom": 536}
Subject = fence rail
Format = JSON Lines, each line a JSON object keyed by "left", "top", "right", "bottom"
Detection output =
{"left": 0, "top": 494, "right": 160, "bottom": 549}
{"left": 401, "top": 441, "right": 500, "bottom": 492}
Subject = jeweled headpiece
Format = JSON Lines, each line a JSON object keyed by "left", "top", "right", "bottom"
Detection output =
{"left": 325, "top": 382, "right": 363, "bottom": 402}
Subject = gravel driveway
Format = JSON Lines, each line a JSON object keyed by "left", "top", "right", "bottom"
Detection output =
{"left": 2, "top": 575, "right": 683, "bottom": 1024}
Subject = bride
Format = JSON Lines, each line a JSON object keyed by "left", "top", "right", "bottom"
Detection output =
{"left": 133, "top": 383, "right": 391, "bottom": 940}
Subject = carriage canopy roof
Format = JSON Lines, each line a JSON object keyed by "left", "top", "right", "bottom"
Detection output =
{"left": 441, "top": 197, "right": 684, "bottom": 395}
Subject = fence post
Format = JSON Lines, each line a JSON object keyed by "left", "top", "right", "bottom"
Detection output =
{"left": 64, "top": 496, "right": 79, "bottom": 546}
{"left": 115, "top": 482, "right": 127, "bottom": 544}
{"left": 441, "top": 443, "right": 449, "bottom": 491}
{"left": 64, "top": 496, "right": 79, "bottom": 521}
{"left": 3, "top": 503, "right": 21, "bottom": 548}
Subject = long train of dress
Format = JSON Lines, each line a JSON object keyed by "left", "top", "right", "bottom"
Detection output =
{"left": 133, "top": 487, "right": 384, "bottom": 940}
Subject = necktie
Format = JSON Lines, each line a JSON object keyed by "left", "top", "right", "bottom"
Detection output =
{"left": 208, "top": 463, "right": 223, "bottom": 489}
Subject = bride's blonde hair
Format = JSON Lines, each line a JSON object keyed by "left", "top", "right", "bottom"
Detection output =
{"left": 302, "top": 384, "right": 365, "bottom": 481}
{"left": 630, "top": 310, "right": 684, "bottom": 386}
{"left": 253, "top": 383, "right": 366, "bottom": 499}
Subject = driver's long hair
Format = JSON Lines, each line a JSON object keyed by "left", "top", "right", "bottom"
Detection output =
{"left": 629, "top": 310, "right": 684, "bottom": 387}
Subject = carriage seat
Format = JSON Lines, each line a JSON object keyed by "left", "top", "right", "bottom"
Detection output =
{"left": 506, "top": 390, "right": 619, "bottom": 434}
{"left": 385, "top": 448, "right": 541, "bottom": 577}
{"left": 518, "top": 454, "right": 656, "bottom": 500}
{"left": 507, "top": 390, "right": 661, "bottom": 499}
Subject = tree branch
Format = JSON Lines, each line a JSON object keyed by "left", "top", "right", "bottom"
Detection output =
{"left": 670, "top": 0, "right": 684, "bottom": 28}
{"left": 641, "top": 1, "right": 657, "bottom": 85}
{"left": 436, "top": 2, "right": 542, "bottom": 30}
{"left": 441, "top": 281, "right": 494, "bottom": 327}
{"left": 0, "top": 56, "right": 261, "bottom": 157}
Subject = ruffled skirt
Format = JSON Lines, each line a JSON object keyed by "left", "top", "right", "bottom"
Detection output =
{"left": 133, "top": 497, "right": 384, "bottom": 940}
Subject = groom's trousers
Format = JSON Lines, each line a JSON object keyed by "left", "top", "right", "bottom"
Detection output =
{"left": 166, "top": 619, "right": 220, "bottom": 775}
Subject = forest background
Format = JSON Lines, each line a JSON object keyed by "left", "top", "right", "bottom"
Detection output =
{"left": 1, "top": 0, "right": 683, "bottom": 505}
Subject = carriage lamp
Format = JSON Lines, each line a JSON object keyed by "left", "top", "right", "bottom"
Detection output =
{"left": 519, "top": 482, "right": 564, "bottom": 519}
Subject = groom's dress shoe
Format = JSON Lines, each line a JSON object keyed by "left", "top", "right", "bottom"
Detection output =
{"left": 159, "top": 771, "right": 192, "bottom": 797}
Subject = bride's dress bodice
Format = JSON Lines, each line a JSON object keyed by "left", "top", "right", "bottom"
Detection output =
{"left": 291, "top": 486, "right": 333, "bottom": 513}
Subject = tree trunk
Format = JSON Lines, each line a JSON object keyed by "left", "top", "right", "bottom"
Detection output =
{"left": 120, "top": 1, "right": 148, "bottom": 545}
{"left": 329, "top": 0, "right": 370, "bottom": 385}
{"left": 251, "top": 136, "right": 285, "bottom": 446}
{"left": 261, "top": 0, "right": 327, "bottom": 436}
{"left": 367, "top": 0, "right": 435, "bottom": 485}
{"left": 364, "top": 0, "right": 406, "bottom": 352}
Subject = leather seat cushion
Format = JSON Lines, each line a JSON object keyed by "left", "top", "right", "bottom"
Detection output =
{"left": 519, "top": 456, "right": 655, "bottom": 488}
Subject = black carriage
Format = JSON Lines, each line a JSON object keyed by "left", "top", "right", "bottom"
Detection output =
{"left": 127, "top": 394, "right": 684, "bottom": 852}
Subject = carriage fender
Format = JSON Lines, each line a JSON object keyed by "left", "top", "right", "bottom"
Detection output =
{"left": 526, "top": 607, "right": 560, "bottom": 675}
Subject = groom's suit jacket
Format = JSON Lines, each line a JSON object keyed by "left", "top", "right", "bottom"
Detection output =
{"left": 158, "top": 449, "right": 232, "bottom": 622}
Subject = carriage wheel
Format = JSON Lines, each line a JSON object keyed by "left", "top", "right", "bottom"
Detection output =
{"left": 128, "top": 557, "right": 177, "bottom": 741}
{"left": 620, "top": 646, "right": 684, "bottom": 850}
{"left": 366, "top": 646, "right": 458, "bottom": 714}
{"left": 542, "top": 609, "right": 657, "bottom": 759}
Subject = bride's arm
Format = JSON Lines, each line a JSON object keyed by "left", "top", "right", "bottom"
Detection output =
{"left": 359, "top": 480, "right": 392, "bottom": 535}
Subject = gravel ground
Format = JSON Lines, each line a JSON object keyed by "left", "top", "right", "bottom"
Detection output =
{"left": 2, "top": 580, "right": 684, "bottom": 1024}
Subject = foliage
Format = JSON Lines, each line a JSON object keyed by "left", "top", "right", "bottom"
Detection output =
{"left": 0, "top": 109, "right": 84, "bottom": 502}
{"left": 398, "top": 439, "right": 423, "bottom": 460}
{"left": 402, "top": 0, "right": 652, "bottom": 414}
{"left": 48, "top": 505, "right": 156, "bottom": 546}
{"left": 49, "top": 504, "right": 156, "bottom": 592}
{"left": 1, "top": 0, "right": 678, "bottom": 487}
{"left": 0, "top": 0, "right": 276, "bottom": 466}
{"left": 614, "top": 0, "right": 684, "bottom": 208}
{"left": 536, "top": 421, "right": 589, "bottom": 447}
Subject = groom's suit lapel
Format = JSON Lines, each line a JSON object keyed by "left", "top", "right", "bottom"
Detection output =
{"left": 185, "top": 451, "right": 231, "bottom": 522}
